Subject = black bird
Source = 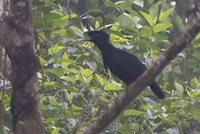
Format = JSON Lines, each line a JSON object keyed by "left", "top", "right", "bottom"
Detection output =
{"left": 86, "top": 30, "right": 165, "bottom": 99}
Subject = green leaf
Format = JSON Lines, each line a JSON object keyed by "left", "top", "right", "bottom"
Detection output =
{"left": 51, "top": 68, "right": 64, "bottom": 77}
{"left": 61, "top": 52, "right": 70, "bottom": 69}
{"left": 105, "top": 0, "right": 115, "bottom": 7}
{"left": 175, "top": 82, "right": 184, "bottom": 96}
{"left": 63, "top": 13, "right": 78, "bottom": 20}
{"left": 171, "top": 99, "right": 189, "bottom": 109}
{"left": 95, "top": 74, "right": 105, "bottom": 86}
{"left": 104, "top": 83, "right": 122, "bottom": 91}
{"left": 156, "top": 119, "right": 177, "bottom": 131}
{"left": 51, "top": 128, "right": 59, "bottom": 134}
{"left": 174, "top": 15, "right": 186, "bottom": 32}
{"left": 45, "top": 13, "right": 68, "bottom": 26}
{"left": 66, "top": 26, "right": 84, "bottom": 38}
{"left": 81, "top": 69, "right": 93, "bottom": 83}
{"left": 191, "top": 109, "right": 200, "bottom": 120}
{"left": 117, "top": 13, "right": 138, "bottom": 29}
{"left": 48, "top": 44, "right": 65, "bottom": 55}
{"left": 44, "top": 81, "right": 57, "bottom": 87}
{"left": 81, "top": 69, "right": 93, "bottom": 78}
{"left": 191, "top": 78, "right": 199, "bottom": 88}
{"left": 160, "top": 7, "right": 175, "bottom": 21}
{"left": 70, "top": 104, "right": 82, "bottom": 116}
{"left": 139, "top": 26, "right": 152, "bottom": 37}
{"left": 39, "top": 56, "right": 46, "bottom": 65}
{"left": 149, "top": 3, "right": 159, "bottom": 18}
{"left": 124, "top": 109, "right": 145, "bottom": 116}
{"left": 153, "top": 22, "right": 172, "bottom": 33}
{"left": 95, "top": 21, "right": 101, "bottom": 29}
{"left": 117, "top": 124, "right": 132, "bottom": 134}
{"left": 191, "top": 92, "right": 200, "bottom": 99}
{"left": 140, "top": 11, "right": 155, "bottom": 26}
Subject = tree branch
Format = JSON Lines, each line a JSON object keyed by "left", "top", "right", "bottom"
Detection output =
{"left": 84, "top": 16, "right": 200, "bottom": 134}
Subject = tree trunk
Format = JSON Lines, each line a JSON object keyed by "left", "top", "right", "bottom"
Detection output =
{"left": 0, "top": 0, "right": 45, "bottom": 133}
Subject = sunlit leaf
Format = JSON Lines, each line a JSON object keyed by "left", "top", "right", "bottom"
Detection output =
{"left": 95, "top": 74, "right": 105, "bottom": 86}
{"left": 61, "top": 52, "right": 70, "bottom": 68}
{"left": 95, "top": 21, "right": 101, "bottom": 29}
{"left": 139, "top": 11, "right": 155, "bottom": 26}
{"left": 124, "top": 109, "right": 145, "bottom": 116}
{"left": 51, "top": 128, "right": 59, "bottom": 134}
{"left": 63, "top": 13, "right": 78, "bottom": 20}
{"left": 104, "top": 83, "right": 122, "bottom": 91}
{"left": 44, "top": 81, "right": 57, "bottom": 87}
{"left": 39, "top": 56, "right": 46, "bottom": 65}
{"left": 153, "top": 23, "right": 172, "bottom": 33}
{"left": 81, "top": 69, "right": 93, "bottom": 78}
{"left": 191, "top": 92, "right": 200, "bottom": 99}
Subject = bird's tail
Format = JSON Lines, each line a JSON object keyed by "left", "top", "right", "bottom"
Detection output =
{"left": 149, "top": 82, "right": 165, "bottom": 99}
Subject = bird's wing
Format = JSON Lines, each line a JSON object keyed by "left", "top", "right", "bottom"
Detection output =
{"left": 112, "top": 48, "right": 146, "bottom": 71}
{"left": 110, "top": 48, "right": 147, "bottom": 84}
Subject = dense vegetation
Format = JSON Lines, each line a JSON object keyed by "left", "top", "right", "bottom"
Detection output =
{"left": 2, "top": 0, "right": 200, "bottom": 133}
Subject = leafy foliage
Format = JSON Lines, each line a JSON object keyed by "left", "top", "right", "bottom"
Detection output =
{"left": 1, "top": 0, "right": 200, "bottom": 133}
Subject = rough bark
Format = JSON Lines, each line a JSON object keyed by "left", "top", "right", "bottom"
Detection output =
{"left": 0, "top": 0, "right": 45, "bottom": 133}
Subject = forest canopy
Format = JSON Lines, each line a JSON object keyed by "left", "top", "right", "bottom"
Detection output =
{"left": 1, "top": 0, "right": 200, "bottom": 134}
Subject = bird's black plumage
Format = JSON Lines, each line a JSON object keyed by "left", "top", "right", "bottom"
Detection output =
{"left": 86, "top": 30, "right": 165, "bottom": 99}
